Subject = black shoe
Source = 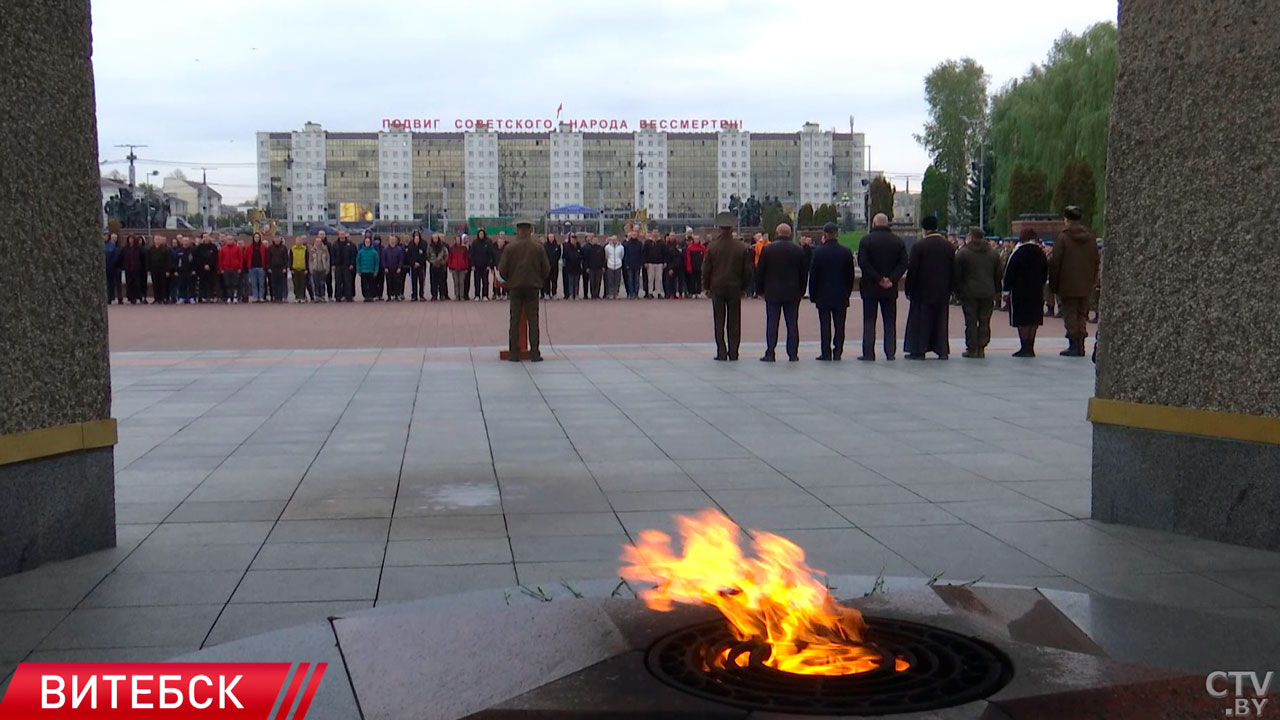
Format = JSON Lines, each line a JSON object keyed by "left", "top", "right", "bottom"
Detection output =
{"left": 728, "top": 355, "right": 739, "bottom": 362}
{"left": 857, "top": 355, "right": 875, "bottom": 362}
{"left": 714, "top": 355, "right": 728, "bottom": 362}
{"left": 886, "top": 355, "right": 895, "bottom": 361}
{"left": 904, "top": 353, "right": 926, "bottom": 360}
{"left": 530, "top": 355, "right": 544, "bottom": 363}
{"left": 816, "top": 355, "right": 832, "bottom": 362}
{"left": 760, "top": 355, "right": 776, "bottom": 362}
{"left": 936, "top": 354, "right": 949, "bottom": 360}
{"left": 1012, "top": 349, "right": 1031, "bottom": 358}
{"left": 507, "top": 356, "right": 521, "bottom": 363}
{"left": 962, "top": 350, "right": 981, "bottom": 358}
{"left": 832, "top": 354, "right": 842, "bottom": 361}
{"left": 788, "top": 356, "right": 799, "bottom": 362}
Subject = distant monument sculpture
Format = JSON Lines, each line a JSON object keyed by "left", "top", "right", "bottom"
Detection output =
{"left": 104, "top": 187, "right": 169, "bottom": 228}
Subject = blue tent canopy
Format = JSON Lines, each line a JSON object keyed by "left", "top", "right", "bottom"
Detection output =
{"left": 547, "top": 204, "right": 600, "bottom": 215}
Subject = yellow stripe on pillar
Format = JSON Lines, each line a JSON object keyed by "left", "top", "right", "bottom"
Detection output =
{"left": 1088, "top": 398, "right": 1280, "bottom": 446}
{"left": 0, "top": 419, "right": 119, "bottom": 467}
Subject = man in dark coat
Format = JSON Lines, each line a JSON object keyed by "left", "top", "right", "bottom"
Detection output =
{"left": 856, "top": 214, "right": 908, "bottom": 361}
{"left": 542, "top": 235, "right": 561, "bottom": 299}
{"left": 497, "top": 220, "right": 552, "bottom": 362}
{"left": 1048, "top": 206, "right": 1100, "bottom": 356}
{"left": 174, "top": 235, "right": 197, "bottom": 304}
{"left": 194, "top": 232, "right": 219, "bottom": 303}
{"left": 664, "top": 234, "right": 686, "bottom": 299}
{"left": 330, "top": 231, "right": 356, "bottom": 302}
{"left": 146, "top": 235, "right": 171, "bottom": 304}
{"left": 584, "top": 236, "right": 606, "bottom": 299}
{"left": 756, "top": 222, "right": 808, "bottom": 362}
{"left": 953, "top": 227, "right": 1003, "bottom": 358}
{"left": 104, "top": 232, "right": 121, "bottom": 303}
{"left": 701, "top": 212, "right": 754, "bottom": 361}
{"left": 469, "top": 229, "right": 495, "bottom": 300}
{"left": 406, "top": 231, "right": 428, "bottom": 301}
{"left": 807, "top": 223, "right": 855, "bottom": 361}
{"left": 622, "top": 234, "right": 644, "bottom": 299}
{"left": 266, "top": 236, "right": 290, "bottom": 303}
{"left": 561, "top": 235, "right": 582, "bottom": 299}
{"left": 903, "top": 215, "right": 956, "bottom": 360}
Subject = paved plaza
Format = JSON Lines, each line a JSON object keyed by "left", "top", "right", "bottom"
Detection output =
{"left": 106, "top": 296, "right": 1026, "bottom": 351}
{"left": 3, "top": 340, "right": 1280, "bottom": 690}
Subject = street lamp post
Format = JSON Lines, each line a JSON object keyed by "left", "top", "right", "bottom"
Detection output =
{"left": 637, "top": 154, "right": 647, "bottom": 220}
{"left": 596, "top": 170, "right": 605, "bottom": 234}
{"left": 285, "top": 153, "right": 294, "bottom": 236}
{"left": 971, "top": 136, "right": 987, "bottom": 233}
{"left": 146, "top": 170, "right": 160, "bottom": 238}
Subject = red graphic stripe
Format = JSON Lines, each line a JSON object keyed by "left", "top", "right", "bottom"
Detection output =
{"left": 265, "top": 663, "right": 299, "bottom": 720}
{"left": 274, "top": 663, "right": 309, "bottom": 720}
{"left": 0, "top": 662, "right": 296, "bottom": 718}
{"left": 291, "top": 664, "right": 328, "bottom": 720}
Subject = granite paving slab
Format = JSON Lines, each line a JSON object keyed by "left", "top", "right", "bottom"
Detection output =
{"left": 3, "top": 346, "right": 1279, "bottom": 670}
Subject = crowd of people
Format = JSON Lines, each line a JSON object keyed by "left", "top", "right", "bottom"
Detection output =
{"left": 101, "top": 227, "right": 721, "bottom": 305}
{"left": 102, "top": 209, "right": 1101, "bottom": 363}
{"left": 479, "top": 208, "right": 1101, "bottom": 364}
{"left": 780, "top": 208, "right": 1101, "bottom": 363}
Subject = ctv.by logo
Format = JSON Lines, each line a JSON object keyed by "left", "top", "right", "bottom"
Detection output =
{"left": 1207, "top": 671, "right": 1273, "bottom": 717}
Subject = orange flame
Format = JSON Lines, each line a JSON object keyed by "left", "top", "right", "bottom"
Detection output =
{"left": 621, "top": 509, "right": 906, "bottom": 676}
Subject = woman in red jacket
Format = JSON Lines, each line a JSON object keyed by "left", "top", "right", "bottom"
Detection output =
{"left": 685, "top": 235, "right": 707, "bottom": 297}
{"left": 446, "top": 235, "right": 472, "bottom": 301}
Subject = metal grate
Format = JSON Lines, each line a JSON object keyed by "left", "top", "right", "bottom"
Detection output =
{"left": 646, "top": 617, "right": 1013, "bottom": 716}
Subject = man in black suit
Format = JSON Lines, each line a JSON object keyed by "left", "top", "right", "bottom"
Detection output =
{"left": 756, "top": 223, "right": 808, "bottom": 362}
{"left": 808, "top": 222, "right": 855, "bottom": 361}
{"left": 856, "top": 213, "right": 908, "bottom": 361}
{"left": 903, "top": 215, "right": 956, "bottom": 359}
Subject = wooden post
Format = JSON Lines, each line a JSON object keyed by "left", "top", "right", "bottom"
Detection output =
{"left": 498, "top": 305, "right": 531, "bottom": 360}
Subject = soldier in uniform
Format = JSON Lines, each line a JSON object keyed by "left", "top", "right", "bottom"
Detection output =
{"left": 497, "top": 220, "right": 552, "bottom": 362}
{"left": 1048, "top": 206, "right": 1101, "bottom": 356}
{"left": 701, "top": 211, "right": 754, "bottom": 361}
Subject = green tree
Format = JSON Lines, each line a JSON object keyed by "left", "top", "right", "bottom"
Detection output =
{"left": 761, "top": 205, "right": 791, "bottom": 236}
{"left": 919, "top": 164, "right": 949, "bottom": 228}
{"left": 797, "top": 203, "right": 814, "bottom": 228}
{"left": 813, "top": 203, "right": 837, "bottom": 225}
{"left": 1052, "top": 158, "right": 1098, "bottom": 227}
{"left": 869, "top": 177, "right": 896, "bottom": 220}
{"left": 989, "top": 22, "right": 1117, "bottom": 232}
{"left": 1006, "top": 166, "right": 1052, "bottom": 223}
{"left": 915, "top": 58, "right": 989, "bottom": 224}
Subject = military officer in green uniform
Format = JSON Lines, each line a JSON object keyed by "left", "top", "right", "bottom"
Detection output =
{"left": 497, "top": 219, "right": 552, "bottom": 362}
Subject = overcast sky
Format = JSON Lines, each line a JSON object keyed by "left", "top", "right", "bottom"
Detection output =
{"left": 92, "top": 0, "right": 1117, "bottom": 204}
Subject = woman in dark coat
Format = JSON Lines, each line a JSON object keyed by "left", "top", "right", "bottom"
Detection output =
{"left": 1002, "top": 227, "right": 1050, "bottom": 357}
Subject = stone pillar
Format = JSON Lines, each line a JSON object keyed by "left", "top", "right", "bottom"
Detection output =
{"left": 1090, "top": 1, "right": 1280, "bottom": 550}
{"left": 0, "top": 0, "right": 116, "bottom": 576}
